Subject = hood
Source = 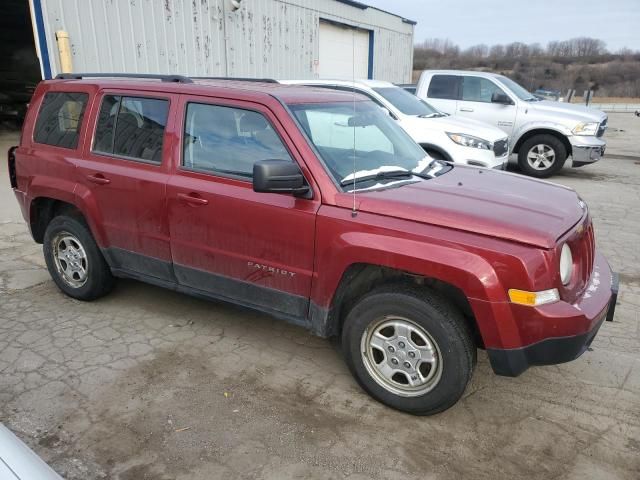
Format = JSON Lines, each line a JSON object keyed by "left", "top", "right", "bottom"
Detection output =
{"left": 349, "top": 166, "right": 585, "bottom": 248}
{"left": 528, "top": 100, "right": 606, "bottom": 123}
{"left": 401, "top": 114, "right": 508, "bottom": 143}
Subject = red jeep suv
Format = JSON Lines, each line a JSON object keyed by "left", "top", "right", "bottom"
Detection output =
{"left": 8, "top": 74, "right": 618, "bottom": 415}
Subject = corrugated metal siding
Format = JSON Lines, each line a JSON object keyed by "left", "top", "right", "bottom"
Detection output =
{"left": 38, "top": 0, "right": 414, "bottom": 83}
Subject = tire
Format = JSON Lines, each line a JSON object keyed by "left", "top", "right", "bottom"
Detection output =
{"left": 341, "top": 284, "right": 476, "bottom": 415}
{"left": 43, "top": 215, "right": 115, "bottom": 301}
{"left": 517, "top": 134, "right": 567, "bottom": 178}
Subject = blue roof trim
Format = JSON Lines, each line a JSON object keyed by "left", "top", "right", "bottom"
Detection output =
{"left": 333, "top": 0, "right": 417, "bottom": 25}
{"left": 32, "top": 0, "right": 52, "bottom": 79}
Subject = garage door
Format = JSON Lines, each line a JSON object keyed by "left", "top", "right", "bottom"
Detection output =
{"left": 319, "top": 21, "right": 370, "bottom": 79}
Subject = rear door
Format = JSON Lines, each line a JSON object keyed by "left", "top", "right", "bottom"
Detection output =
{"left": 166, "top": 94, "right": 319, "bottom": 320}
{"left": 423, "top": 74, "right": 460, "bottom": 114}
{"left": 75, "top": 90, "right": 177, "bottom": 281}
{"left": 456, "top": 76, "right": 518, "bottom": 135}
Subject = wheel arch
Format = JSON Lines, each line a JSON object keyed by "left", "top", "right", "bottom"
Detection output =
{"left": 322, "top": 263, "right": 484, "bottom": 347}
{"left": 420, "top": 143, "right": 453, "bottom": 162}
{"left": 29, "top": 195, "right": 105, "bottom": 246}
{"left": 512, "top": 128, "right": 572, "bottom": 157}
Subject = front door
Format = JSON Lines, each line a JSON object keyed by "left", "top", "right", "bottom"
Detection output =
{"left": 455, "top": 76, "right": 518, "bottom": 135}
{"left": 166, "top": 95, "right": 319, "bottom": 320}
{"left": 75, "top": 91, "right": 176, "bottom": 281}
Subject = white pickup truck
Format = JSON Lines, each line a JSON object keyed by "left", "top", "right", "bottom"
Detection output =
{"left": 416, "top": 70, "right": 608, "bottom": 177}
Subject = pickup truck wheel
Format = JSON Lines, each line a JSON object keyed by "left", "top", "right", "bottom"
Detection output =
{"left": 518, "top": 134, "right": 567, "bottom": 178}
{"left": 43, "top": 215, "right": 115, "bottom": 300}
{"left": 342, "top": 284, "right": 476, "bottom": 415}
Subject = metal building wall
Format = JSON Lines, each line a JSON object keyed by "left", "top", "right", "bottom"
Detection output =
{"left": 33, "top": 0, "right": 414, "bottom": 83}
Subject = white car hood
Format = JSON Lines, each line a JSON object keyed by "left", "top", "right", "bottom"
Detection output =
{"left": 529, "top": 100, "right": 606, "bottom": 123}
{"left": 401, "top": 114, "right": 508, "bottom": 143}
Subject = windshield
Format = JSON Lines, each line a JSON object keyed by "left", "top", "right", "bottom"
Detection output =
{"left": 497, "top": 76, "right": 538, "bottom": 101}
{"left": 373, "top": 87, "right": 441, "bottom": 117}
{"left": 290, "top": 101, "right": 445, "bottom": 190}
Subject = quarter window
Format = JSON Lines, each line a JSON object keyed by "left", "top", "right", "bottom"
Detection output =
{"left": 461, "top": 77, "right": 506, "bottom": 103}
{"left": 93, "top": 95, "right": 169, "bottom": 163}
{"left": 33, "top": 92, "right": 88, "bottom": 149}
{"left": 182, "top": 103, "right": 292, "bottom": 178}
{"left": 427, "top": 75, "right": 460, "bottom": 100}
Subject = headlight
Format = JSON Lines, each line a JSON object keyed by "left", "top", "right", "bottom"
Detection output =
{"left": 559, "top": 243, "right": 573, "bottom": 285}
{"left": 446, "top": 132, "right": 492, "bottom": 150}
{"left": 572, "top": 122, "right": 599, "bottom": 136}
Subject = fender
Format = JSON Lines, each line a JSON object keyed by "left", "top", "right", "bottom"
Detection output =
{"left": 310, "top": 227, "right": 514, "bottom": 345}
{"left": 511, "top": 121, "right": 573, "bottom": 153}
{"left": 27, "top": 175, "right": 108, "bottom": 248}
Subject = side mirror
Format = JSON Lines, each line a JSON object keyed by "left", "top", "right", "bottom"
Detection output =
{"left": 491, "top": 92, "right": 513, "bottom": 105}
{"left": 253, "top": 160, "right": 310, "bottom": 197}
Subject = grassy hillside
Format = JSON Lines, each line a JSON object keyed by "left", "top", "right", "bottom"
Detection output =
{"left": 413, "top": 38, "right": 640, "bottom": 100}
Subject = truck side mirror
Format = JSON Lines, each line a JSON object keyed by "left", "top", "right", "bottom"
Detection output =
{"left": 491, "top": 92, "right": 513, "bottom": 105}
{"left": 253, "top": 160, "right": 310, "bottom": 197}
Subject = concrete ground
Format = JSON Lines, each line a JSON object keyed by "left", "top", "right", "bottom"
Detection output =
{"left": 1, "top": 113, "right": 639, "bottom": 480}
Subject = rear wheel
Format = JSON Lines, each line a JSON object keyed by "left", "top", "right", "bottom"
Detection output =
{"left": 517, "top": 134, "right": 567, "bottom": 178}
{"left": 342, "top": 284, "right": 476, "bottom": 415}
{"left": 43, "top": 215, "right": 115, "bottom": 300}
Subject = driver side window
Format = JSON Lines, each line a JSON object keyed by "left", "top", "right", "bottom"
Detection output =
{"left": 461, "top": 77, "right": 506, "bottom": 103}
{"left": 182, "top": 103, "right": 292, "bottom": 178}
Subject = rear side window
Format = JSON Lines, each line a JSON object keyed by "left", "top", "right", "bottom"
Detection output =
{"left": 33, "top": 92, "right": 88, "bottom": 149}
{"left": 427, "top": 75, "right": 460, "bottom": 100}
{"left": 93, "top": 95, "right": 169, "bottom": 163}
{"left": 182, "top": 103, "right": 292, "bottom": 179}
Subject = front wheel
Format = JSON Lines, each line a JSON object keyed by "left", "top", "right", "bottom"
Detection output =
{"left": 342, "top": 284, "right": 476, "bottom": 415}
{"left": 517, "top": 134, "right": 567, "bottom": 178}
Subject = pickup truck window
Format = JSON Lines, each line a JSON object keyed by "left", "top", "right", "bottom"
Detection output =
{"left": 461, "top": 77, "right": 506, "bottom": 103}
{"left": 496, "top": 76, "right": 538, "bottom": 101}
{"left": 373, "top": 87, "right": 439, "bottom": 117}
{"left": 182, "top": 103, "right": 292, "bottom": 179}
{"left": 427, "top": 75, "right": 460, "bottom": 100}
{"left": 291, "top": 101, "right": 434, "bottom": 187}
{"left": 93, "top": 95, "right": 169, "bottom": 163}
{"left": 33, "top": 92, "right": 88, "bottom": 149}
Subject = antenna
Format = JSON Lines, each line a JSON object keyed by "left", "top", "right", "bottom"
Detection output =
{"left": 351, "top": 29, "right": 358, "bottom": 218}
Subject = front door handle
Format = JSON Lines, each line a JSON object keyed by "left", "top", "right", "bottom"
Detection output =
{"left": 87, "top": 173, "right": 111, "bottom": 185}
{"left": 459, "top": 107, "right": 474, "bottom": 112}
{"left": 177, "top": 192, "right": 209, "bottom": 206}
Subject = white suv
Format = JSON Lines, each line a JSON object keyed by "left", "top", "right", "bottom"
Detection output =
{"left": 280, "top": 79, "right": 510, "bottom": 170}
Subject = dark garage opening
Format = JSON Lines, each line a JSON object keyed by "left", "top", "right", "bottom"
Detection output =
{"left": 0, "top": 0, "right": 40, "bottom": 128}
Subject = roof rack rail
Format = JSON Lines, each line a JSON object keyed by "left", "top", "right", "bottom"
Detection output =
{"left": 193, "top": 77, "right": 278, "bottom": 83}
{"left": 55, "top": 73, "right": 193, "bottom": 83}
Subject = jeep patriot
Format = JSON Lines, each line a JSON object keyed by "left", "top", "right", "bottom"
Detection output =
{"left": 8, "top": 74, "right": 618, "bottom": 414}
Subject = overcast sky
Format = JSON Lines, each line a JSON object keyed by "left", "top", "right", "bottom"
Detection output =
{"left": 361, "top": 0, "right": 640, "bottom": 51}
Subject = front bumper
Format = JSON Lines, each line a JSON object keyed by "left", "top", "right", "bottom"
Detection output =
{"left": 487, "top": 254, "right": 618, "bottom": 377}
{"left": 570, "top": 135, "right": 606, "bottom": 167}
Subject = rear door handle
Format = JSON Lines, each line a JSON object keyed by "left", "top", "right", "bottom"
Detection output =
{"left": 87, "top": 173, "right": 111, "bottom": 185}
{"left": 177, "top": 192, "right": 209, "bottom": 206}
{"left": 459, "top": 107, "right": 474, "bottom": 112}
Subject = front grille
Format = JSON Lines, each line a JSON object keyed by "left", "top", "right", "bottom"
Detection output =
{"left": 493, "top": 139, "right": 508, "bottom": 157}
{"left": 573, "top": 221, "right": 595, "bottom": 290}
{"left": 597, "top": 118, "right": 607, "bottom": 137}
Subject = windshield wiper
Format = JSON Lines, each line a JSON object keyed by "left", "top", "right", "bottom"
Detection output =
{"left": 340, "top": 169, "right": 413, "bottom": 186}
{"left": 418, "top": 112, "right": 442, "bottom": 118}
